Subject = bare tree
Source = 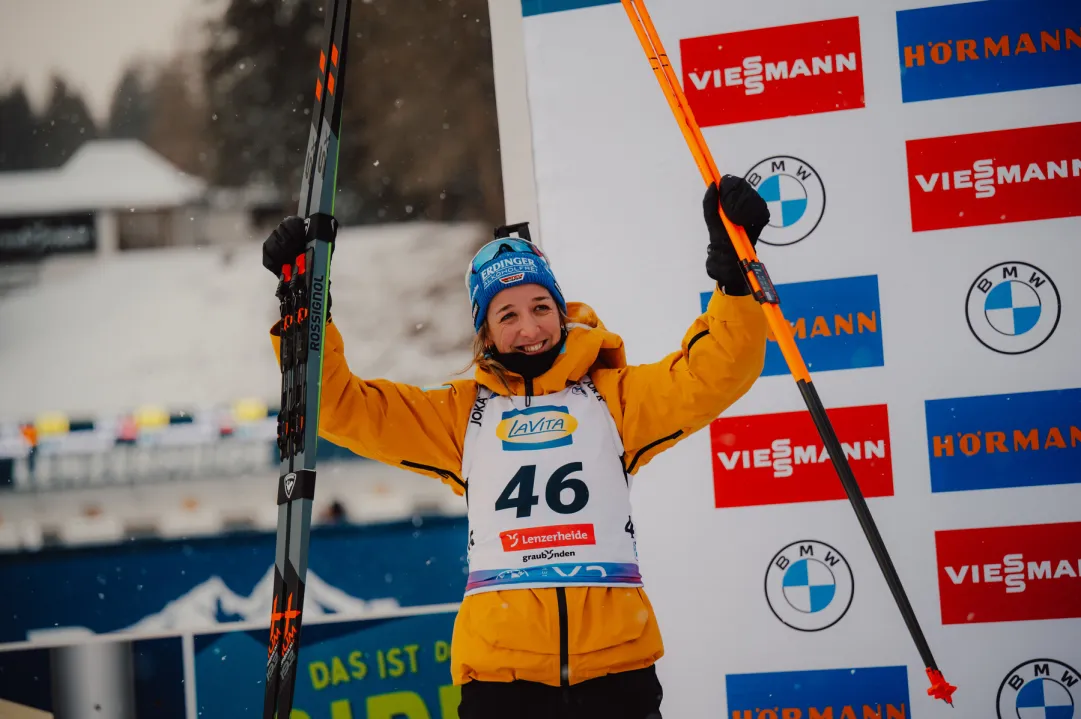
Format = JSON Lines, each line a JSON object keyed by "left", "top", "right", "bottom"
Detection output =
{"left": 147, "top": 52, "right": 211, "bottom": 179}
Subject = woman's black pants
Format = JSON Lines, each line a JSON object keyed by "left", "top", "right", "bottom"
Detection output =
{"left": 457, "top": 664, "right": 663, "bottom": 719}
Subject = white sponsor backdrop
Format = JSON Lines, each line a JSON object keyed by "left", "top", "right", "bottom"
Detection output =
{"left": 489, "top": 0, "right": 1081, "bottom": 717}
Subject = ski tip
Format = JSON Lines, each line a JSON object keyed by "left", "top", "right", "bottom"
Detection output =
{"left": 926, "top": 667, "right": 957, "bottom": 706}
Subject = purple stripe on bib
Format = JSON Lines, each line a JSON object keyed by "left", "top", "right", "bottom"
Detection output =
{"left": 466, "top": 562, "right": 642, "bottom": 593}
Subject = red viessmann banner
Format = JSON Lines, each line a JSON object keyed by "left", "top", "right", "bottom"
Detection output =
{"left": 680, "top": 16, "right": 865, "bottom": 127}
{"left": 906, "top": 121, "right": 1081, "bottom": 231}
{"left": 711, "top": 404, "right": 894, "bottom": 508}
{"left": 936, "top": 521, "right": 1081, "bottom": 625}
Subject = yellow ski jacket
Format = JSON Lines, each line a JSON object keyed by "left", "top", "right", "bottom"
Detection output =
{"left": 270, "top": 286, "right": 768, "bottom": 687}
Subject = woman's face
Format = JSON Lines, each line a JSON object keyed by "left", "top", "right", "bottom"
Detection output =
{"left": 486, "top": 284, "right": 562, "bottom": 355}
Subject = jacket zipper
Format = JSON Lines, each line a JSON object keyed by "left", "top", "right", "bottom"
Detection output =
{"left": 626, "top": 429, "right": 684, "bottom": 474}
{"left": 556, "top": 586, "right": 569, "bottom": 687}
{"left": 399, "top": 460, "right": 466, "bottom": 491}
{"left": 525, "top": 375, "right": 561, "bottom": 686}
{"left": 687, "top": 328, "right": 710, "bottom": 354}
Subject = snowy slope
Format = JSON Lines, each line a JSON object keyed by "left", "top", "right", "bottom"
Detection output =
{"left": 0, "top": 222, "right": 484, "bottom": 421}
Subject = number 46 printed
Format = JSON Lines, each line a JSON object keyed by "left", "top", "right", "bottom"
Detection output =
{"left": 495, "top": 463, "right": 589, "bottom": 518}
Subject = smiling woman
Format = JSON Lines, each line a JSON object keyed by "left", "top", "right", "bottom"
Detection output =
{"left": 262, "top": 174, "right": 772, "bottom": 719}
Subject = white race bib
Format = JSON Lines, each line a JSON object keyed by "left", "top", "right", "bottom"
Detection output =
{"left": 461, "top": 377, "right": 642, "bottom": 595}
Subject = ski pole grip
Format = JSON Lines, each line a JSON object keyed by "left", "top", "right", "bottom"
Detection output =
{"left": 739, "top": 259, "right": 780, "bottom": 305}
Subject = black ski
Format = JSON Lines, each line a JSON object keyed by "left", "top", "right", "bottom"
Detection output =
{"left": 263, "top": 1, "right": 352, "bottom": 717}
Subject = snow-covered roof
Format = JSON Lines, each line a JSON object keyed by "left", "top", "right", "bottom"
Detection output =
{"left": 0, "top": 139, "right": 206, "bottom": 218}
{"left": 0, "top": 221, "right": 483, "bottom": 421}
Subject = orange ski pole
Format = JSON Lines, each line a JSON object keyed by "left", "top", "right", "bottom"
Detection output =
{"left": 621, "top": 0, "right": 957, "bottom": 707}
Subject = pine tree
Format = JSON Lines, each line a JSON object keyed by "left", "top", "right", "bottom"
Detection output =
{"left": 0, "top": 85, "right": 39, "bottom": 170}
{"left": 107, "top": 63, "right": 153, "bottom": 141}
{"left": 203, "top": 0, "right": 323, "bottom": 198}
{"left": 36, "top": 75, "right": 98, "bottom": 168}
{"left": 200, "top": 0, "right": 502, "bottom": 224}
{"left": 345, "top": 0, "right": 503, "bottom": 225}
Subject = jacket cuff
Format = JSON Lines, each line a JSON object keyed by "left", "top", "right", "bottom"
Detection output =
{"left": 704, "top": 285, "right": 775, "bottom": 342}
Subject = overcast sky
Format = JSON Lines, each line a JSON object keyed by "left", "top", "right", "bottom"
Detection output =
{"left": 0, "top": 0, "right": 223, "bottom": 124}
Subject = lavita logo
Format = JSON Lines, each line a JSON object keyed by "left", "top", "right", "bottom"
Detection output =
{"left": 496, "top": 406, "right": 578, "bottom": 451}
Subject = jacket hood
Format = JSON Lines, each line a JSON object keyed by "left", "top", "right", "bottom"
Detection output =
{"left": 474, "top": 301, "right": 627, "bottom": 396}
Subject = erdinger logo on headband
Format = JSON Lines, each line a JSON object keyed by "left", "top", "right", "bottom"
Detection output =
{"left": 481, "top": 256, "right": 538, "bottom": 288}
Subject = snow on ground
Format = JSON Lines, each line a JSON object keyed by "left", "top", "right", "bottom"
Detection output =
{"left": 0, "top": 221, "right": 485, "bottom": 422}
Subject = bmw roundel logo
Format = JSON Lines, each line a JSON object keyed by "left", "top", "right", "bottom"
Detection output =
{"left": 744, "top": 156, "right": 826, "bottom": 247}
{"left": 997, "top": 659, "right": 1078, "bottom": 719}
{"left": 966, "top": 261, "right": 1061, "bottom": 355}
{"left": 764, "top": 540, "right": 853, "bottom": 632}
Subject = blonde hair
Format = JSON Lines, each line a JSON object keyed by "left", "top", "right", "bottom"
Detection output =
{"left": 472, "top": 323, "right": 513, "bottom": 393}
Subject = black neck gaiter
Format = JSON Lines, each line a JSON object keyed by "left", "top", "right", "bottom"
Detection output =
{"left": 490, "top": 331, "right": 568, "bottom": 380}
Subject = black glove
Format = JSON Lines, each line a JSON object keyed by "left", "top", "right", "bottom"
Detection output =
{"left": 262, "top": 216, "right": 309, "bottom": 278}
{"left": 262, "top": 215, "right": 333, "bottom": 315}
{"left": 703, "top": 175, "right": 770, "bottom": 296}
